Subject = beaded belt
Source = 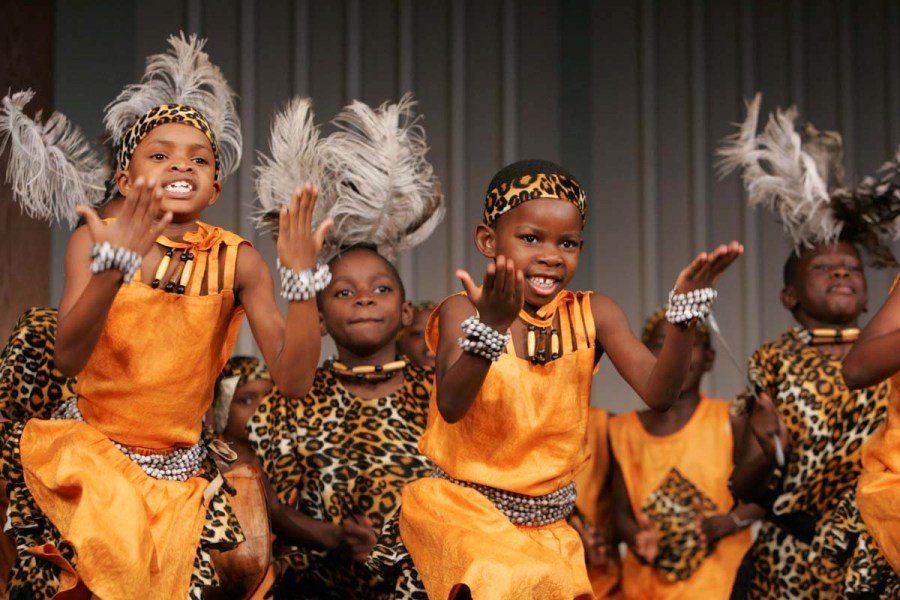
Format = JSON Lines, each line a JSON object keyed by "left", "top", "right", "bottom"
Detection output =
{"left": 52, "top": 398, "right": 207, "bottom": 482}
{"left": 431, "top": 466, "right": 575, "bottom": 527}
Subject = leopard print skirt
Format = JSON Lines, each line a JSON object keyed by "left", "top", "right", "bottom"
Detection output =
{"left": 0, "top": 420, "right": 245, "bottom": 599}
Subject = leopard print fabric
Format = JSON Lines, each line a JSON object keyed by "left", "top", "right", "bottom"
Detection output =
{"left": 733, "top": 328, "right": 892, "bottom": 598}
{"left": 641, "top": 467, "right": 716, "bottom": 582}
{"left": 248, "top": 362, "right": 433, "bottom": 599}
{"left": 0, "top": 308, "right": 244, "bottom": 598}
{"left": 483, "top": 172, "right": 586, "bottom": 226}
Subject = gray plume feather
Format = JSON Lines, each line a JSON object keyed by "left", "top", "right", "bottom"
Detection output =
{"left": 319, "top": 93, "right": 444, "bottom": 260}
{"left": 717, "top": 92, "right": 841, "bottom": 248}
{"left": 253, "top": 97, "right": 329, "bottom": 232}
{"left": 0, "top": 89, "right": 108, "bottom": 226}
{"left": 103, "top": 32, "right": 242, "bottom": 178}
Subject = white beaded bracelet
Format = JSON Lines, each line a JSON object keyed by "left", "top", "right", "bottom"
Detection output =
{"left": 90, "top": 242, "right": 142, "bottom": 283}
{"left": 458, "top": 315, "right": 510, "bottom": 362}
{"left": 277, "top": 259, "right": 331, "bottom": 301}
{"left": 665, "top": 287, "right": 717, "bottom": 326}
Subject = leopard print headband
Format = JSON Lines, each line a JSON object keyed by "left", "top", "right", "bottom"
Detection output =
{"left": 116, "top": 103, "right": 221, "bottom": 179}
{"left": 483, "top": 166, "right": 587, "bottom": 227}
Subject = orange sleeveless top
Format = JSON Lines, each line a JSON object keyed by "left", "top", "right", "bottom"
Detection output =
{"left": 419, "top": 290, "right": 596, "bottom": 496}
{"left": 75, "top": 221, "right": 247, "bottom": 450}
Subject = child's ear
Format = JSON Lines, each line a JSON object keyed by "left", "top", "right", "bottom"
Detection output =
{"left": 474, "top": 224, "right": 497, "bottom": 259}
{"left": 116, "top": 170, "right": 131, "bottom": 198}
{"left": 703, "top": 348, "right": 716, "bottom": 373}
{"left": 400, "top": 301, "right": 414, "bottom": 328}
{"left": 780, "top": 286, "right": 799, "bottom": 312}
{"left": 318, "top": 312, "right": 327, "bottom": 337}
{"left": 207, "top": 180, "right": 222, "bottom": 207}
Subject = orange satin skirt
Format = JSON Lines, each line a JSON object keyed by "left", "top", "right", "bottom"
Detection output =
{"left": 400, "top": 477, "right": 594, "bottom": 600}
{"left": 20, "top": 418, "right": 210, "bottom": 599}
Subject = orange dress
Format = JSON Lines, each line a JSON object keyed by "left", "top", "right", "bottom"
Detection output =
{"left": 19, "top": 223, "right": 247, "bottom": 599}
{"left": 400, "top": 290, "right": 596, "bottom": 600}
{"left": 609, "top": 397, "right": 751, "bottom": 600}
{"left": 573, "top": 408, "right": 621, "bottom": 599}
{"left": 858, "top": 276, "right": 900, "bottom": 572}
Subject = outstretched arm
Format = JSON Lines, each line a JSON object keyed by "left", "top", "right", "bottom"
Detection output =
{"left": 843, "top": 280, "right": 900, "bottom": 389}
{"left": 55, "top": 178, "right": 172, "bottom": 376}
{"left": 238, "top": 185, "right": 332, "bottom": 398}
{"left": 596, "top": 242, "right": 743, "bottom": 412}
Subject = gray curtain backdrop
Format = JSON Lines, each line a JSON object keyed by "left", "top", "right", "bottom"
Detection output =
{"left": 52, "top": 0, "right": 900, "bottom": 412}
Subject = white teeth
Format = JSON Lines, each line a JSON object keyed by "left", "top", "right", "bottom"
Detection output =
{"left": 165, "top": 180, "right": 193, "bottom": 192}
{"left": 528, "top": 276, "right": 556, "bottom": 288}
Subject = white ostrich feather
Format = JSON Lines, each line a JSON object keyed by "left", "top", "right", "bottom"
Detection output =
{"left": 103, "top": 32, "right": 242, "bottom": 178}
{"left": 253, "top": 97, "right": 329, "bottom": 232}
{"left": 0, "top": 89, "right": 108, "bottom": 226}
{"left": 319, "top": 93, "right": 444, "bottom": 260}
{"left": 717, "top": 93, "right": 841, "bottom": 248}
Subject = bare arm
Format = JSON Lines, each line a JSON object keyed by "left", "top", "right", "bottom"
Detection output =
{"left": 238, "top": 185, "right": 332, "bottom": 398}
{"left": 611, "top": 454, "right": 659, "bottom": 564}
{"left": 596, "top": 243, "right": 744, "bottom": 412}
{"left": 55, "top": 179, "right": 172, "bottom": 376}
{"left": 843, "top": 280, "right": 900, "bottom": 389}
{"left": 729, "top": 393, "right": 785, "bottom": 502}
{"left": 435, "top": 256, "right": 524, "bottom": 423}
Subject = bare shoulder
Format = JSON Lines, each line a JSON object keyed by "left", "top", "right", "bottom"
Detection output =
{"left": 438, "top": 294, "right": 476, "bottom": 325}
{"left": 65, "top": 224, "right": 94, "bottom": 254}
{"left": 234, "top": 244, "right": 271, "bottom": 289}
{"left": 589, "top": 293, "right": 630, "bottom": 333}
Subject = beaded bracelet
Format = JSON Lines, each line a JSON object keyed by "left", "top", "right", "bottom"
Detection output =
{"left": 665, "top": 287, "right": 717, "bottom": 326}
{"left": 277, "top": 259, "right": 331, "bottom": 301}
{"left": 458, "top": 315, "right": 511, "bottom": 362}
{"left": 90, "top": 241, "right": 142, "bottom": 283}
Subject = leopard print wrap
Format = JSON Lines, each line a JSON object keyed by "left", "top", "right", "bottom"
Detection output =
{"left": 483, "top": 171, "right": 586, "bottom": 226}
{"left": 116, "top": 103, "right": 220, "bottom": 178}
{"left": 732, "top": 328, "right": 894, "bottom": 598}
{"left": 248, "top": 362, "right": 433, "bottom": 599}
{"left": 640, "top": 467, "right": 717, "bottom": 582}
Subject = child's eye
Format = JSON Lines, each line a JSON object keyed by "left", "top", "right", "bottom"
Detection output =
{"left": 521, "top": 234, "right": 538, "bottom": 244}
{"left": 335, "top": 289, "right": 352, "bottom": 298}
{"left": 374, "top": 285, "right": 392, "bottom": 294}
{"left": 192, "top": 157, "right": 208, "bottom": 165}
{"left": 150, "top": 153, "right": 166, "bottom": 160}
{"left": 561, "top": 240, "right": 579, "bottom": 249}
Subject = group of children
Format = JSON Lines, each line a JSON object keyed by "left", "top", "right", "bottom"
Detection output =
{"left": 2, "top": 32, "right": 900, "bottom": 600}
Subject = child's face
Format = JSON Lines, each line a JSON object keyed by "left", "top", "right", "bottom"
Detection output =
{"left": 645, "top": 321, "right": 713, "bottom": 394}
{"left": 480, "top": 199, "right": 583, "bottom": 308}
{"left": 399, "top": 308, "right": 435, "bottom": 368}
{"left": 782, "top": 242, "right": 867, "bottom": 325}
{"left": 118, "top": 123, "right": 221, "bottom": 221}
{"left": 224, "top": 378, "right": 274, "bottom": 442}
{"left": 319, "top": 249, "right": 412, "bottom": 357}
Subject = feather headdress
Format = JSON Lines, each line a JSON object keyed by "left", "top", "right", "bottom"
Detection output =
{"left": 0, "top": 90, "right": 108, "bottom": 226}
{"left": 719, "top": 92, "right": 900, "bottom": 267}
{"left": 320, "top": 93, "right": 444, "bottom": 260}
{"left": 254, "top": 93, "right": 444, "bottom": 261}
{"left": 103, "top": 32, "right": 242, "bottom": 179}
{"left": 253, "top": 97, "right": 330, "bottom": 233}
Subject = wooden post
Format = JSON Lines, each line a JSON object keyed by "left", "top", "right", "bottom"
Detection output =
{"left": 0, "top": 0, "right": 54, "bottom": 338}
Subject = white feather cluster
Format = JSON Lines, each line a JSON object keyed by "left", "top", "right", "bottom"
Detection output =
{"left": 254, "top": 93, "right": 444, "bottom": 260}
{"left": 0, "top": 90, "right": 108, "bottom": 226}
{"left": 717, "top": 93, "right": 842, "bottom": 248}
{"left": 103, "top": 32, "right": 242, "bottom": 179}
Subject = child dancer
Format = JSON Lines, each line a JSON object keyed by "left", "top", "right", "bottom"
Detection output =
{"left": 249, "top": 95, "right": 442, "bottom": 597}
{"left": 0, "top": 34, "right": 332, "bottom": 598}
{"left": 609, "top": 310, "right": 759, "bottom": 599}
{"left": 399, "top": 158, "right": 742, "bottom": 599}
{"left": 720, "top": 94, "right": 896, "bottom": 598}
{"left": 211, "top": 356, "right": 273, "bottom": 466}
{"left": 399, "top": 301, "right": 438, "bottom": 368}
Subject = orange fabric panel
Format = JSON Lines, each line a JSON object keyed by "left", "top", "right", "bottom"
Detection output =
{"left": 608, "top": 398, "right": 751, "bottom": 599}
{"left": 20, "top": 419, "right": 209, "bottom": 599}
{"left": 75, "top": 224, "right": 247, "bottom": 450}
{"left": 400, "top": 478, "right": 593, "bottom": 600}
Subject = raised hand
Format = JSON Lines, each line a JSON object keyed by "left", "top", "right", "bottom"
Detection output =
{"left": 277, "top": 183, "right": 333, "bottom": 270}
{"left": 75, "top": 177, "right": 172, "bottom": 258}
{"left": 632, "top": 512, "right": 660, "bottom": 565}
{"left": 674, "top": 241, "right": 744, "bottom": 294}
{"left": 456, "top": 255, "right": 525, "bottom": 331}
{"left": 748, "top": 391, "right": 790, "bottom": 466}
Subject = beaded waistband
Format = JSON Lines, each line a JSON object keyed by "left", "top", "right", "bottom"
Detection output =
{"left": 52, "top": 398, "right": 207, "bottom": 482}
{"left": 431, "top": 466, "right": 575, "bottom": 527}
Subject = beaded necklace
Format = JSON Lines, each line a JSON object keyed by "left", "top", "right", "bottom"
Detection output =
{"left": 150, "top": 237, "right": 196, "bottom": 294}
{"left": 517, "top": 292, "right": 566, "bottom": 364}
{"left": 327, "top": 357, "right": 407, "bottom": 383}
{"left": 798, "top": 327, "right": 860, "bottom": 345}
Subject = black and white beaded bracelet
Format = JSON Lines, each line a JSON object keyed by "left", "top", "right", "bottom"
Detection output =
{"left": 665, "top": 287, "right": 717, "bottom": 325}
{"left": 90, "top": 241, "right": 142, "bottom": 283}
{"left": 277, "top": 259, "right": 332, "bottom": 301}
{"left": 458, "top": 315, "right": 511, "bottom": 362}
